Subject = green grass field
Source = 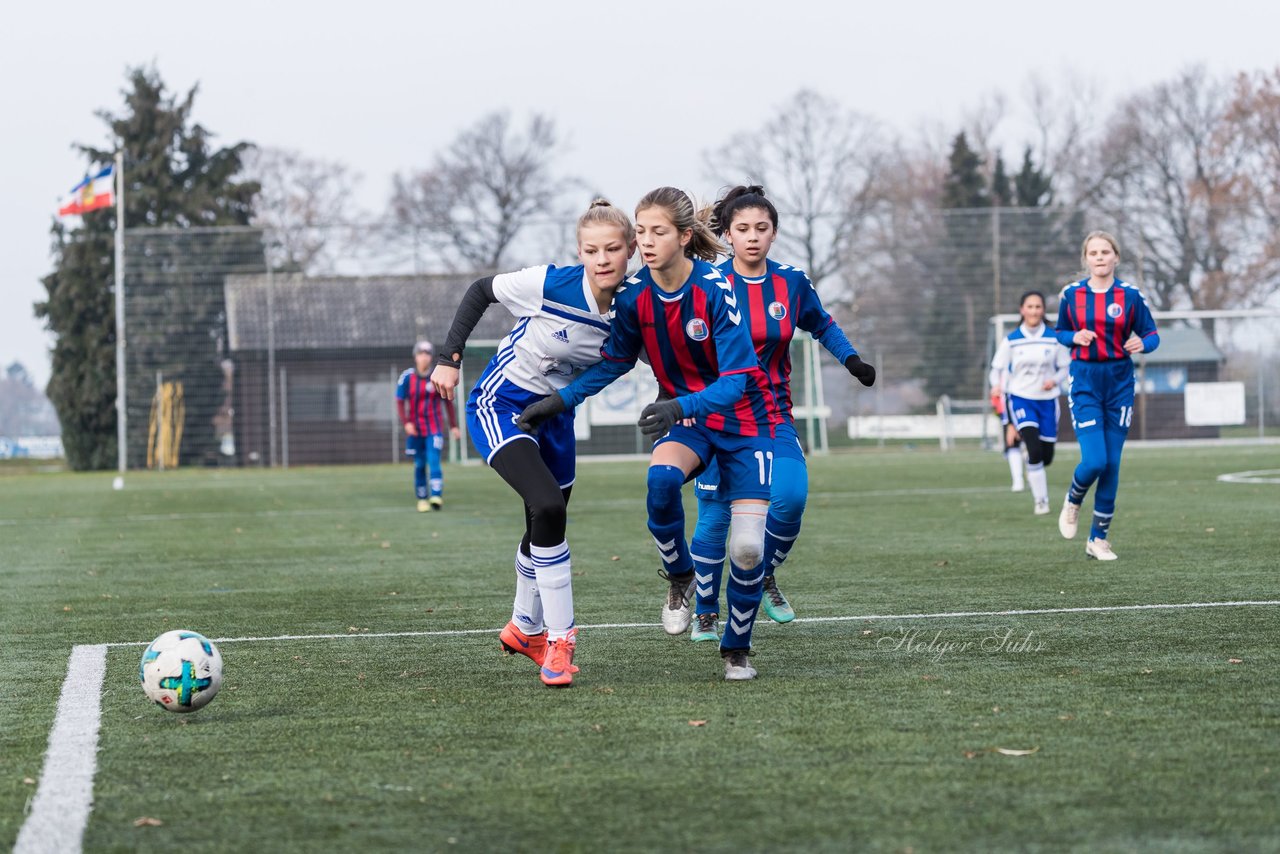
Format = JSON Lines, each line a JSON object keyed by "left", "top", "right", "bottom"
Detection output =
{"left": 3, "top": 445, "right": 1278, "bottom": 852}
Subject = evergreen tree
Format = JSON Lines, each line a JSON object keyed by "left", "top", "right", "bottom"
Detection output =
{"left": 36, "top": 66, "right": 259, "bottom": 470}
{"left": 923, "top": 133, "right": 994, "bottom": 401}
{"left": 1014, "top": 146, "right": 1053, "bottom": 207}
{"left": 942, "top": 132, "right": 989, "bottom": 209}
{"left": 991, "top": 152, "right": 1012, "bottom": 207}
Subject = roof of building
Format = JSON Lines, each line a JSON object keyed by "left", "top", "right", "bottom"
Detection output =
{"left": 224, "top": 273, "right": 515, "bottom": 352}
{"left": 1141, "top": 324, "right": 1224, "bottom": 364}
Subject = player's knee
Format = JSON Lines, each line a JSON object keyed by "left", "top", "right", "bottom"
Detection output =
{"left": 646, "top": 465, "right": 685, "bottom": 521}
{"left": 1041, "top": 443, "right": 1056, "bottom": 467}
{"left": 728, "top": 504, "right": 767, "bottom": 569}
{"left": 771, "top": 480, "right": 807, "bottom": 523}
{"left": 527, "top": 491, "right": 566, "bottom": 536}
{"left": 1076, "top": 457, "right": 1106, "bottom": 484}
{"left": 693, "top": 500, "right": 731, "bottom": 546}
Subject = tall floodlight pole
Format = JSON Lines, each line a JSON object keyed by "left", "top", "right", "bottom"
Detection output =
{"left": 114, "top": 150, "right": 127, "bottom": 482}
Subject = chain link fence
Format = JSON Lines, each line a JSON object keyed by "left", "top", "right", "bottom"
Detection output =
{"left": 116, "top": 211, "right": 1280, "bottom": 470}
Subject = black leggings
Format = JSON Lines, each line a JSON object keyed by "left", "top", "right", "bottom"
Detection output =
{"left": 1019, "top": 425, "right": 1055, "bottom": 467}
{"left": 489, "top": 438, "right": 573, "bottom": 554}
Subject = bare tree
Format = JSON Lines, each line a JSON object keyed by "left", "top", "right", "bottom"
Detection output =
{"left": 1092, "top": 66, "right": 1263, "bottom": 311}
{"left": 704, "top": 89, "right": 886, "bottom": 302}
{"left": 1224, "top": 67, "right": 1280, "bottom": 299}
{"left": 390, "top": 112, "right": 576, "bottom": 272}
{"left": 242, "top": 146, "right": 364, "bottom": 273}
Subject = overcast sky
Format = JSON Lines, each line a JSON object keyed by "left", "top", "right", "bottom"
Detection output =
{"left": 3, "top": 0, "right": 1277, "bottom": 387}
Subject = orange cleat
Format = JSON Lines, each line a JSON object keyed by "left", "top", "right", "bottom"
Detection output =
{"left": 499, "top": 621, "right": 547, "bottom": 664}
{"left": 539, "top": 632, "right": 578, "bottom": 687}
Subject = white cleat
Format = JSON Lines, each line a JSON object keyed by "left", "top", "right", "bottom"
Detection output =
{"left": 1058, "top": 499, "right": 1080, "bottom": 539}
{"left": 722, "top": 649, "right": 757, "bottom": 681}
{"left": 1011, "top": 482, "right": 1026, "bottom": 493}
{"left": 1086, "top": 538, "right": 1118, "bottom": 561}
{"left": 660, "top": 571, "right": 695, "bottom": 635}
{"left": 1034, "top": 498, "right": 1051, "bottom": 516}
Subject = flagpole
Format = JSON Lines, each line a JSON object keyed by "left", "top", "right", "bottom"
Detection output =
{"left": 113, "top": 150, "right": 127, "bottom": 486}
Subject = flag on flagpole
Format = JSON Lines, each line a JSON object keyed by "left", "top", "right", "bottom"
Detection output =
{"left": 58, "top": 165, "right": 116, "bottom": 216}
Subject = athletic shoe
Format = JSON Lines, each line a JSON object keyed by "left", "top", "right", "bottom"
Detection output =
{"left": 761, "top": 575, "right": 795, "bottom": 623}
{"left": 1085, "top": 538, "right": 1118, "bottom": 561}
{"left": 690, "top": 612, "right": 720, "bottom": 643}
{"left": 1011, "top": 482, "right": 1025, "bottom": 493}
{"left": 499, "top": 621, "right": 547, "bottom": 664}
{"left": 540, "top": 632, "right": 577, "bottom": 687}
{"left": 429, "top": 496, "right": 444, "bottom": 511}
{"left": 1034, "top": 498, "right": 1051, "bottom": 516}
{"left": 659, "top": 570, "right": 695, "bottom": 635}
{"left": 1058, "top": 499, "right": 1080, "bottom": 539}
{"left": 416, "top": 499, "right": 430, "bottom": 513}
{"left": 722, "top": 648, "right": 757, "bottom": 681}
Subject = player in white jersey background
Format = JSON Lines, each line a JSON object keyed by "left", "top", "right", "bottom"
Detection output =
{"left": 429, "top": 199, "right": 636, "bottom": 687}
{"left": 988, "top": 290, "right": 1072, "bottom": 515}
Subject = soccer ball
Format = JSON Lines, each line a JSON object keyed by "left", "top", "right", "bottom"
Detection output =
{"left": 139, "top": 630, "right": 223, "bottom": 712}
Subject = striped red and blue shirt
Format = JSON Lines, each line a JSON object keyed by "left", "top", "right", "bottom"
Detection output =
{"left": 558, "top": 259, "right": 780, "bottom": 437}
{"left": 718, "top": 258, "right": 857, "bottom": 420}
{"left": 1054, "top": 278, "right": 1159, "bottom": 361}
{"left": 396, "top": 370, "right": 456, "bottom": 435}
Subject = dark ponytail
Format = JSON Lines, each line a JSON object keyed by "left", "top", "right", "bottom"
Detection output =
{"left": 710, "top": 184, "right": 779, "bottom": 236}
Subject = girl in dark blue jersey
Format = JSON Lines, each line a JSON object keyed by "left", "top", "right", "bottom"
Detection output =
{"left": 519, "top": 187, "right": 780, "bottom": 680}
{"left": 1055, "top": 231, "right": 1159, "bottom": 560}
{"left": 686, "top": 185, "right": 874, "bottom": 642}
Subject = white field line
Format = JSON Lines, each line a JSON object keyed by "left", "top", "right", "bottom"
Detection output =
{"left": 21, "top": 598, "right": 1280, "bottom": 853}
{"left": 14, "top": 644, "right": 107, "bottom": 854}
{"left": 97, "top": 598, "right": 1280, "bottom": 648}
{"left": 1217, "top": 469, "right": 1280, "bottom": 485}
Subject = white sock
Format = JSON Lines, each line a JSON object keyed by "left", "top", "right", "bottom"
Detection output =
{"left": 1027, "top": 462, "right": 1049, "bottom": 504}
{"left": 530, "top": 541, "right": 574, "bottom": 641}
{"left": 1006, "top": 448, "right": 1025, "bottom": 489}
{"left": 511, "top": 546, "right": 543, "bottom": 635}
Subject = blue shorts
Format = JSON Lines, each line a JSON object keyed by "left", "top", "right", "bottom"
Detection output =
{"left": 466, "top": 376, "right": 577, "bottom": 488}
{"left": 1007, "top": 395, "right": 1060, "bottom": 442}
{"left": 405, "top": 433, "right": 445, "bottom": 456}
{"left": 1067, "top": 359, "right": 1135, "bottom": 437}
{"left": 686, "top": 419, "right": 793, "bottom": 501}
{"left": 673, "top": 423, "right": 779, "bottom": 502}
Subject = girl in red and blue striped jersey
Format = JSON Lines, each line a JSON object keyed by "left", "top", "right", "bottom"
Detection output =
{"left": 518, "top": 187, "right": 781, "bottom": 681}
{"left": 685, "top": 186, "right": 874, "bottom": 643}
{"left": 429, "top": 199, "right": 636, "bottom": 687}
{"left": 396, "top": 341, "right": 460, "bottom": 512}
{"left": 1055, "top": 231, "right": 1159, "bottom": 560}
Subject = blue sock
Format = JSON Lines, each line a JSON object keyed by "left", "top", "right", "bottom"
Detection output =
{"left": 722, "top": 557, "right": 765, "bottom": 651}
{"left": 647, "top": 465, "right": 692, "bottom": 577}
{"left": 1090, "top": 427, "right": 1126, "bottom": 540}
{"left": 762, "top": 455, "right": 807, "bottom": 576}
{"left": 414, "top": 460, "right": 427, "bottom": 500}
{"left": 690, "top": 499, "right": 730, "bottom": 616}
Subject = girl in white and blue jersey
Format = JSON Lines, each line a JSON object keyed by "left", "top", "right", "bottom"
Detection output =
{"left": 988, "top": 290, "right": 1071, "bottom": 516}
{"left": 429, "top": 199, "right": 636, "bottom": 688}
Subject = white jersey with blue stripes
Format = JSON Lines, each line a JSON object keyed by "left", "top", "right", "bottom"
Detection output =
{"left": 483, "top": 264, "right": 612, "bottom": 396}
{"left": 988, "top": 322, "right": 1071, "bottom": 400}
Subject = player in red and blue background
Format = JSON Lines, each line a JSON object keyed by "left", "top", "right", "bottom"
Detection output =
{"left": 396, "top": 341, "right": 459, "bottom": 512}
{"left": 1055, "top": 231, "right": 1159, "bottom": 560}
{"left": 518, "top": 187, "right": 781, "bottom": 681}
{"left": 686, "top": 185, "right": 874, "bottom": 642}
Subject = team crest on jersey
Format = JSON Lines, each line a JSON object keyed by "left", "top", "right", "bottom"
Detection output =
{"left": 685, "top": 318, "right": 709, "bottom": 341}
{"left": 768, "top": 301, "right": 787, "bottom": 321}
{"left": 1106, "top": 303, "right": 1123, "bottom": 319}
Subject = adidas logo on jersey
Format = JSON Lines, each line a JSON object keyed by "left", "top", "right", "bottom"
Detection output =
{"left": 552, "top": 328, "right": 569, "bottom": 343}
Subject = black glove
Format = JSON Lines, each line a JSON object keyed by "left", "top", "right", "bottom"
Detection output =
{"left": 637, "top": 399, "right": 685, "bottom": 437}
{"left": 844, "top": 354, "right": 876, "bottom": 387}
{"left": 516, "top": 394, "right": 567, "bottom": 434}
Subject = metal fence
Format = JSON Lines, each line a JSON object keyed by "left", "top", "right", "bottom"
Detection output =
{"left": 114, "top": 211, "right": 1280, "bottom": 470}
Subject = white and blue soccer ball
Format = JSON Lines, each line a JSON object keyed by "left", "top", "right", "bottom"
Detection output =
{"left": 139, "top": 630, "right": 223, "bottom": 713}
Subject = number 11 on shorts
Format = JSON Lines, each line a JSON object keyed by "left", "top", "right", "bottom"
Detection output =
{"left": 754, "top": 450, "right": 774, "bottom": 485}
